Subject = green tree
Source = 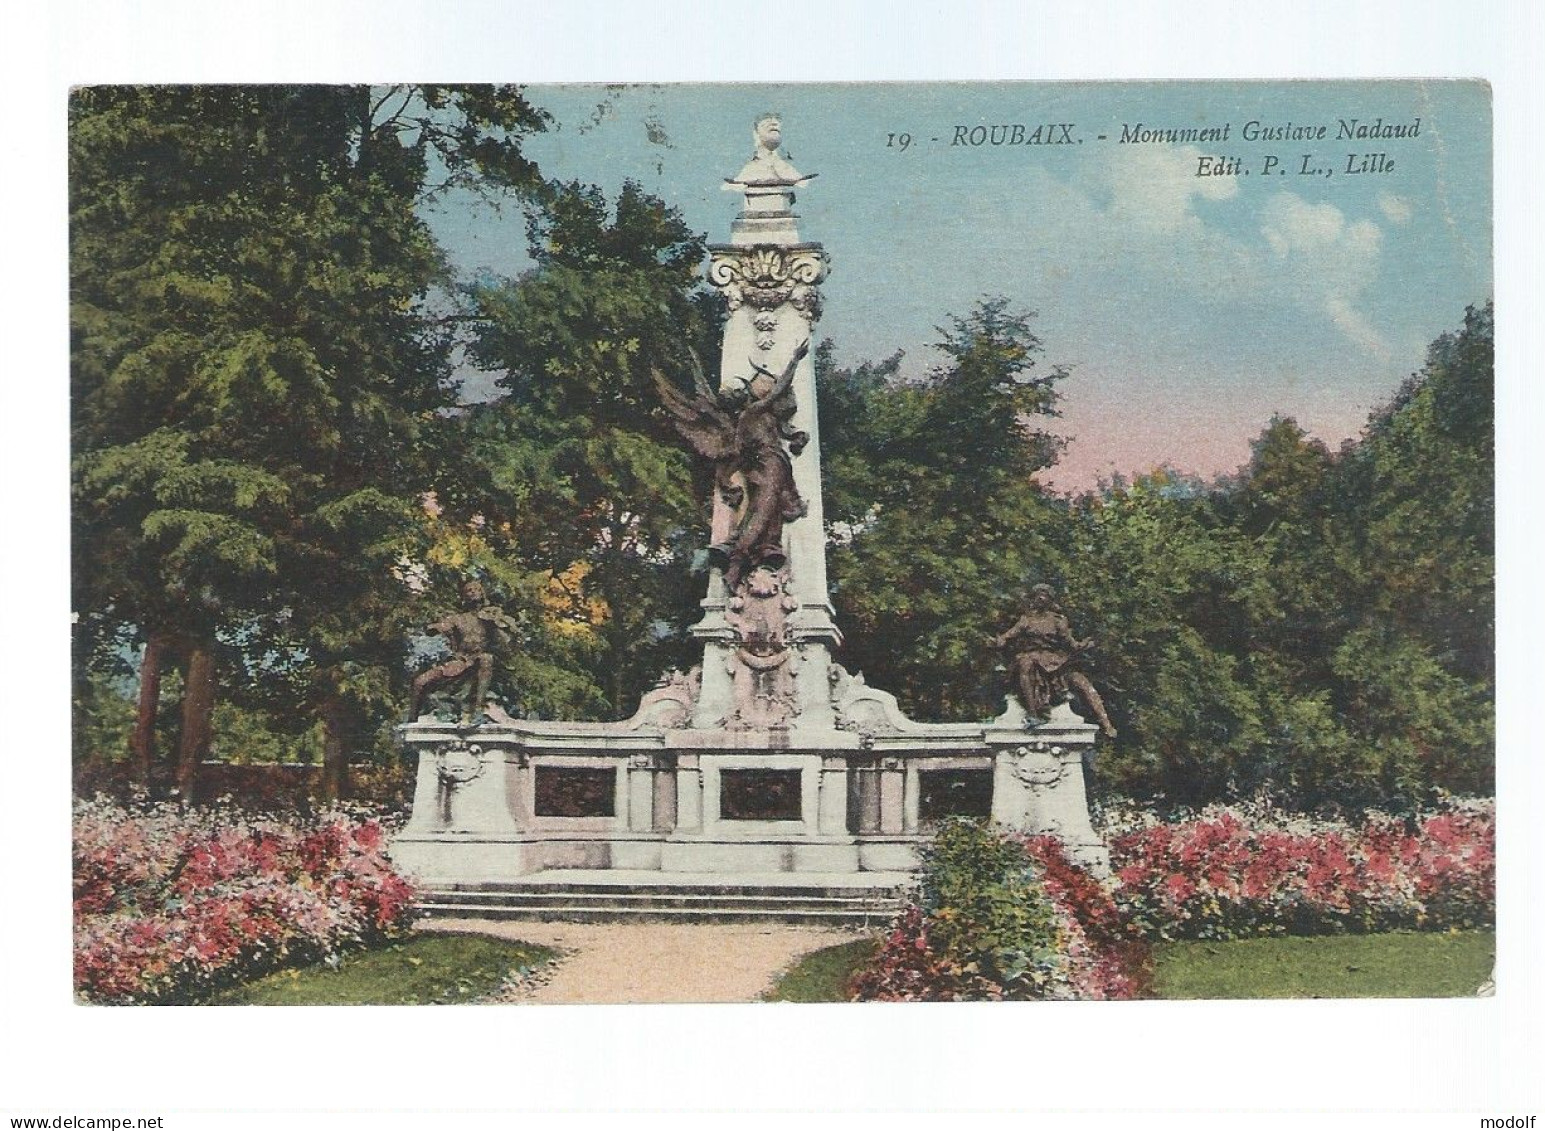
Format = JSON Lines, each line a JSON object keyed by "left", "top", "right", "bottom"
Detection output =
{"left": 1214, "top": 417, "right": 1346, "bottom": 683}
{"left": 1067, "top": 305, "right": 1494, "bottom": 809}
{"left": 454, "top": 179, "right": 721, "bottom": 718}
{"left": 1331, "top": 302, "right": 1494, "bottom": 683}
{"left": 1321, "top": 302, "right": 1495, "bottom": 800}
{"left": 1062, "top": 471, "right": 1269, "bottom": 803}
{"left": 823, "top": 299, "right": 1070, "bottom": 720}
{"left": 71, "top": 85, "right": 549, "bottom": 800}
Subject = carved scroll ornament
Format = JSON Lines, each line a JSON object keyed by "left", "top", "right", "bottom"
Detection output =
{"left": 709, "top": 245, "right": 829, "bottom": 320}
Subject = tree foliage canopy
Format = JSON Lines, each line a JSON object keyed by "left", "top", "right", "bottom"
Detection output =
{"left": 70, "top": 85, "right": 550, "bottom": 788}
{"left": 70, "top": 87, "right": 1493, "bottom": 812}
{"left": 821, "top": 301, "right": 1493, "bottom": 810}
{"left": 448, "top": 179, "right": 721, "bottom": 718}
{"left": 820, "top": 300, "right": 1070, "bottom": 720}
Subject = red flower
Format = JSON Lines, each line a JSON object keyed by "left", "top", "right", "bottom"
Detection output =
{"left": 74, "top": 801, "right": 418, "bottom": 1004}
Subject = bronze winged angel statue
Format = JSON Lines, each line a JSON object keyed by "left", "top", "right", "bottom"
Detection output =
{"left": 653, "top": 340, "right": 810, "bottom": 592}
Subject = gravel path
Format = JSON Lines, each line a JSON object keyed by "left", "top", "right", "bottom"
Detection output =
{"left": 418, "top": 918, "right": 862, "bottom": 1004}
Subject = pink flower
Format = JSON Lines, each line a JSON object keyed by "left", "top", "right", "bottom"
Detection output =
{"left": 74, "top": 799, "right": 417, "bottom": 1004}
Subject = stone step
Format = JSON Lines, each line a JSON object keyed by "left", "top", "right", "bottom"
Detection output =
{"left": 432, "top": 882, "right": 907, "bottom": 900}
{"left": 410, "top": 871, "right": 914, "bottom": 920}
{"left": 423, "top": 867, "right": 911, "bottom": 889}
{"left": 418, "top": 890, "right": 898, "bottom": 912}
{"left": 410, "top": 870, "right": 910, "bottom": 925}
{"left": 415, "top": 900, "right": 899, "bottom": 926}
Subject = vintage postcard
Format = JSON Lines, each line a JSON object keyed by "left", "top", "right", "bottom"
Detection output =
{"left": 54, "top": 86, "right": 1510, "bottom": 1131}
{"left": 68, "top": 81, "right": 1494, "bottom": 1016}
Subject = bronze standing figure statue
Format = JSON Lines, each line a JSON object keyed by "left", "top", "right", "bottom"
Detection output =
{"left": 652, "top": 340, "right": 810, "bottom": 592}
{"left": 994, "top": 583, "right": 1118, "bottom": 738}
{"left": 408, "top": 579, "right": 520, "bottom": 723}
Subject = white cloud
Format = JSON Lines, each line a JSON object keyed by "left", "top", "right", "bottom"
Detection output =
{"left": 1325, "top": 296, "right": 1394, "bottom": 360}
{"left": 915, "top": 152, "right": 1396, "bottom": 366}
{"left": 1259, "top": 192, "right": 1392, "bottom": 361}
{"left": 1104, "top": 144, "right": 1239, "bottom": 234}
{"left": 1378, "top": 192, "right": 1414, "bottom": 225}
{"left": 1260, "top": 194, "right": 1381, "bottom": 262}
{"left": 1076, "top": 145, "right": 1261, "bottom": 303}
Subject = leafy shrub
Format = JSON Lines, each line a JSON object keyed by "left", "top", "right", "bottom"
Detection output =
{"left": 1019, "top": 834, "right": 1154, "bottom": 998}
{"left": 74, "top": 796, "right": 417, "bottom": 1004}
{"left": 850, "top": 820, "right": 1151, "bottom": 1001}
{"left": 1104, "top": 796, "right": 1494, "bottom": 940}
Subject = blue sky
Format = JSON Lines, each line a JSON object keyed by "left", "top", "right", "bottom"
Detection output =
{"left": 425, "top": 80, "right": 1491, "bottom": 491}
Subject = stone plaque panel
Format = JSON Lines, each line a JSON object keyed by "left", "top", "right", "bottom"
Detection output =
{"left": 719, "top": 768, "right": 803, "bottom": 821}
{"left": 533, "top": 765, "right": 618, "bottom": 818}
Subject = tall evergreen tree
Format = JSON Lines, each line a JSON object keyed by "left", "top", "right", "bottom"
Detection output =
{"left": 71, "top": 85, "right": 549, "bottom": 798}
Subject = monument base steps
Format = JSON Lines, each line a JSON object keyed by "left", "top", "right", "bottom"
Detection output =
{"left": 412, "top": 869, "right": 910, "bottom": 926}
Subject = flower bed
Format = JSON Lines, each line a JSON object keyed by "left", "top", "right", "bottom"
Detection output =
{"left": 848, "top": 797, "right": 1494, "bottom": 1002}
{"left": 849, "top": 820, "right": 1152, "bottom": 1001}
{"left": 74, "top": 796, "right": 417, "bottom": 1004}
{"left": 1103, "top": 797, "right": 1495, "bottom": 941}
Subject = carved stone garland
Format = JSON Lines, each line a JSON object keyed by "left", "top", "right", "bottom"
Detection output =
{"left": 722, "top": 565, "right": 800, "bottom": 729}
{"left": 1012, "top": 742, "right": 1068, "bottom": 786}
{"left": 436, "top": 740, "right": 485, "bottom": 785}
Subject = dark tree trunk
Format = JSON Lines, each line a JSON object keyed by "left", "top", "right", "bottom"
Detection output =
{"left": 610, "top": 653, "right": 626, "bottom": 722}
{"left": 319, "top": 696, "right": 352, "bottom": 804}
{"left": 131, "top": 630, "right": 169, "bottom": 783}
{"left": 176, "top": 639, "right": 216, "bottom": 804}
{"left": 602, "top": 572, "right": 630, "bottom": 720}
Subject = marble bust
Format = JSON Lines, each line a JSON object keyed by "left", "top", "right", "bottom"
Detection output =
{"left": 725, "top": 114, "right": 814, "bottom": 188}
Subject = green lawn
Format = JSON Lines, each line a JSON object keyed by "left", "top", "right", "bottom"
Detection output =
{"left": 202, "top": 926, "right": 1493, "bottom": 1004}
{"left": 765, "top": 930, "right": 1495, "bottom": 1002}
{"left": 1152, "top": 930, "right": 1494, "bottom": 999}
{"left": 763, "top": 938, "right": 879, "bottom": 1002}
{"left": 207, "top": 933, "right": 557, "bottom": 1006}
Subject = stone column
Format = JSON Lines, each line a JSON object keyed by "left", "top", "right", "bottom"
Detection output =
{"left": 626, "top": 754, "right": 655, "bottom": 832}
{"left": 706, "top": 243, "right": 834, "bottom": 645}
{"left": 652, "top": 759, "right": 678, "bottom": 832}
{"left": 902, "top": 763, "right": 922, "bottom": 834}
{"left": 507, "top": 752, "right": 533, "bottom": 825}
{"left": 800, "top": 758, "right": 822, "bottom": 837}
{"left": 818, "top": 755, "right": 850, "bottom": 835}
{"left": 700, "top": 118, "right": 841, "bottom": 734}
{"left": 675, "top": 753, "right": 703, "bottom": 832}
{"left": 851, "top": 761, "right": 882, "bottom": 834}
{"left": 878, "top": 757, "right": 906, "bottom": 834}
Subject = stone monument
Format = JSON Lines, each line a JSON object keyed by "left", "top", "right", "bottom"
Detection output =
{"left": 390, "top": 117, "right": 1111, "bottom": 900}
